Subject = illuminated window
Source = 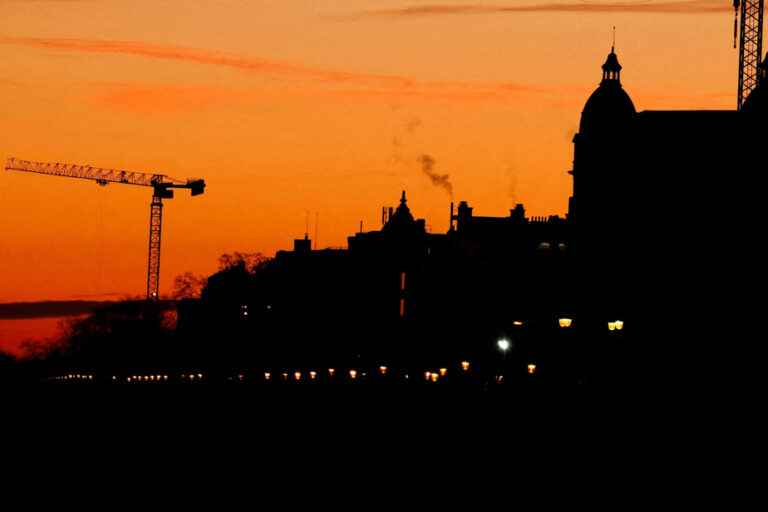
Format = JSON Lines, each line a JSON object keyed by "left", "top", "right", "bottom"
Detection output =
{"left": 399, "top": 298, "right": 405, "bottom": 318}
{"left": 400, "top": 272, "right": 406, "bottom": 291}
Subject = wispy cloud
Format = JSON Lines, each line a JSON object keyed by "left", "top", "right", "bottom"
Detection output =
{"left": 0, "top": 35, "right": 730, "bottom": 111}
{"left": 0, "top": 36, "right": 419, "bottom": 88}
{"left": 0, "top": 36, "right": 557, "bottom": 104}
{"left": 347, "top": 1, "right": 729, "bottom": 19}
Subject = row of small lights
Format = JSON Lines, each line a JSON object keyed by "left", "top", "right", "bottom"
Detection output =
{"left": 265, "top": 362, "right": 475, "bottom": 383}
{"left": 52, "top": 374, "right": 94, "bottom": 381}
{"left": 54, "top": 365, "right": 472, "bottom": 384}
{"left": 53, "top": 361, "right": 543, "bottom": 383}
{"left": 126, "top": 374, "right": 172, "bottom": 383}
{"left": 58, "top": 320, "right": 619, "bottom": 382}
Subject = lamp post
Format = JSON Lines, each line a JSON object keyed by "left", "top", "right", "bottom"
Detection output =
{"left": 496, "top": 337, "right": 511, "bottom": 384}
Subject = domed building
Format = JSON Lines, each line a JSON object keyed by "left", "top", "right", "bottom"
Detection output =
{"left": 570, "top": 47, "right": 637, "bottom": 232}
{"left": 568, "top": 46, "right": 766, "bottom": 361}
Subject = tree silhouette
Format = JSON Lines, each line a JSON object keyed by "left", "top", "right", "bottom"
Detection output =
{"left": 171, "top": 272, "right": 207, "bottom": 299}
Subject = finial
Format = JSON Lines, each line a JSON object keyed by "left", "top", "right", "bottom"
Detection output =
{"left": 400, "top": 190, "right": 407, "bottom": 204}
{"left": 612, "top": 26, "right": 616, "bottom": 53}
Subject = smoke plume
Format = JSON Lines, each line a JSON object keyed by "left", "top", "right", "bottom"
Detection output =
{"left": 418, "top": 154, "right": 453, "bottom": 198}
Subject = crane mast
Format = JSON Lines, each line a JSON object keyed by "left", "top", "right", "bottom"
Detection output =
{"left": 735, "top": 0, "right": 765, "bottom": 109}
{"left": 4, "top": 157, "right": 205, "bottom": 301}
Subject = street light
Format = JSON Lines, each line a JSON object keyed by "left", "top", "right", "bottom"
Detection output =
{"left": 497, "top": 338, "right": 511, "bottom": 352}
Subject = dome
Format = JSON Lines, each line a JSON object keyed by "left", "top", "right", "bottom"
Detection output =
{"left": 579, "top": 82, "right": 636, "bottom": 134}
{"left": 578, "top": 49, "right": 636, "bottom": 135}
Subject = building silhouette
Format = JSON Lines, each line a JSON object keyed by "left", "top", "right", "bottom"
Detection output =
{"left": 52, "top": 45, "right": 759, "bottom": 387}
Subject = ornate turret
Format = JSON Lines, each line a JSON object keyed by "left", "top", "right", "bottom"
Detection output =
{"left": 383, "top": 191, "right": 421, "bottom": 234}
{"left": 601, "top": 46, "right": 622, "bottom": 83}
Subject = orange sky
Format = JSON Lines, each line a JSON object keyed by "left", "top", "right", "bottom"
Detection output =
{"left": 0, "top": 0, "right": 737, "bottom": 307}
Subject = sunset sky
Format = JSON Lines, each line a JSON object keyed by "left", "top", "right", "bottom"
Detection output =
{"left": 0, "top": 0, "right": 738, "bottom": 320}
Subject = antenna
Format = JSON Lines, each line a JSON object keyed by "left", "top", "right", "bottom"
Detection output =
{"left": 612, "top": 26, "right": 616, "bottom": 51}
{"left": 314, "top": 212, "right": 319, "bottom": 250}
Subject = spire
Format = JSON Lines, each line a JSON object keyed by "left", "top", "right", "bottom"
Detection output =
{"left": 400, "top": 190, "right": 407, "bottom": 205}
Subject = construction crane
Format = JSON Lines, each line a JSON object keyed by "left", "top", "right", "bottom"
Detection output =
{"left": 4, "top": 157, "right": 205, "bottom": 301}
{"left": 734, "top": 0, "right": 765, "bottom": 109}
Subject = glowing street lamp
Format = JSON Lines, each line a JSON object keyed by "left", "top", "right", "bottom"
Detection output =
{"left": 379, "top": 366, "right": 388, "bottom": 376}
{"left": 461, "top": 361, "right": 470, "bottom": 372}
{"left": 294, "top": 371, "right": 302, "bottom": 381}
{"left": 497, "top": 338, "right": 511, "bottom": 352}
{"left": 309, "top": 371, "right": 317, "bottom": 380}
{"left": 349, "top": 369, "right": 358, "bottom": 380}
{"left": 527, "top": 363, "right": 537, "bottom": 375}
{"left": 439, "top": 368, "right": 448, "bottom": 377}
{"left": 264, "top": 372, "right": 272, "bottom": 380}
{"left": 328, "top": 368, "right": 336, "bottom": 377}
